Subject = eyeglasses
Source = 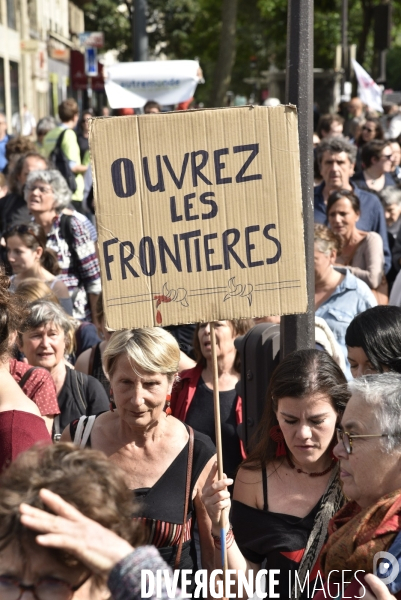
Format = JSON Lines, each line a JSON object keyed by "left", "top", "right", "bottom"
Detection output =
{"left": 26, "top": 184, "right": 52, "bottom": 194}
{"left": 0, "top": 574, "right": 89, "bottom": 600}
{"left": 336, "top": 427, "right": 389, "bottom": 454}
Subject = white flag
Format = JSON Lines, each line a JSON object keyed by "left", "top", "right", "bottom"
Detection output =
{"left": 352, "top": 59, "right": 383, "bottom": 113}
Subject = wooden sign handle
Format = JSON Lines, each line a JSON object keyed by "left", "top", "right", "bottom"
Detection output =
{"left": 210, "top": 321, "right": 228, "bottom": 587}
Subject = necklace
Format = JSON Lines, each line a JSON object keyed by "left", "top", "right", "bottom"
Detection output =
{"left": 286, "top": 454, "right": 336, "bottom": 477}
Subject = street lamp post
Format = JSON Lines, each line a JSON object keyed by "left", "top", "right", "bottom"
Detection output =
{"left": 133, "top": 0, "right": 148, "bottom": 62}
{"left": 341, "top": 0, "right": 349, "bottom": 94}
{"left": 280, "top": 0, "right": 315, "bottom": 357}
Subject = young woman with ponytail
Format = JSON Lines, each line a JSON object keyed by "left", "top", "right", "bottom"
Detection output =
{"left": 5, "top": 223, "right": 73, "bottom": 315}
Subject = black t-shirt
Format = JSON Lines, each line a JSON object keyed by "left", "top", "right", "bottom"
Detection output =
{"left": 185, "top": 377, "right": 242, "bottom": 479}
{"left": 57, "top": 367, "right": 109, "bottom": 431}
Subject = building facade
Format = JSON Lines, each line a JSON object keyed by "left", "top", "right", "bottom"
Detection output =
{"left": 0, "top": 0, "right": 85, "bottom": 130}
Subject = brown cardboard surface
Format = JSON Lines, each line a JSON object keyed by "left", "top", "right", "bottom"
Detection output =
{"left": 90, "top": 105, "right": 307, "bottom": 330}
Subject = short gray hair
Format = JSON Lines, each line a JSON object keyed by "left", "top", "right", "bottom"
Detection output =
{"left": 379, "top": 186, "right": 401, "bottom": 208}
{"left": 22, "top": 299, "right": 76, "bottom": 354}
{"left": 25, "top": 169, "right": 72, "bottom": 212}
{"left": 36, "top": 116, "right": 56, "bottom": 138}
{"left": 348, "top": 373, "right": 401, "bottom": 452}
{"left": 316, "top": 137, "right": 357, "bottom": 167}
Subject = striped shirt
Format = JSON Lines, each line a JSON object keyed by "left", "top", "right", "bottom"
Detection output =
{"left": 46, "top": 214, "right": 101, "bottom": 320}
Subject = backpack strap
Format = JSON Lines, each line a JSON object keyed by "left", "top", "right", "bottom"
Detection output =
{"left": 174, "top": 425, "right": 194, "bottom": 570}
{"left": 18, "top": 366, "right": 39, "bottom": 389}
{"left": 55, "top": 128, "right": 68, "bottom": 149}
{"left": 73, "top": 414, "right": 96, "bottom": 448}
{"left": 53, "top": 415, "right": 61, "bottom": 442}
{"left": 70, "top": 369, "right": 88, "bottom": 413}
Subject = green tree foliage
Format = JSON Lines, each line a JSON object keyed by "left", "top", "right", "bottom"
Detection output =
{"left": 83, "top": 0, "right": 133, "bottom": 61}
{"left": 83, "top": 0, "right": 401, "bottom": 106}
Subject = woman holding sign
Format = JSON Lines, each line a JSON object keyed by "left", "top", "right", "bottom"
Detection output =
{"left": 62, "top": 327, "right": 216, "bottom": 586}
{"left": 171, "top": 319, "right": 253, "bottom": 482}
{"left": 202, "top": 349, "right": 348, "bottom": 599}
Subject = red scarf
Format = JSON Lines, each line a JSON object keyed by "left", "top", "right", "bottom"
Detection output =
{"left": 320, "top": 488, "right": 401, "bottom": 582}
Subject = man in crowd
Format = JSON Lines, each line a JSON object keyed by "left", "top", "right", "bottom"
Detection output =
{"left": 314, "top": 137, "right": 391, "bottom": 274}
{"left": 343, "top": 97, "right": 365, "bottom": 139}
{"left": 316, "top": 114, "right": 344, "bottom": 139}
{"left": 0, "top": 152, "right": 48, "bottom": 235}
{"left": 35, "top": 116, "right": 56, "bottom": 155}
{"left": 351, "top": 140, "right": 396, "bottom": 193}
{"left": 144, "top": 100, "right": 161, "bottom": 114}
{"left": 43, "top": 99, "right": 87, "bottom": 213}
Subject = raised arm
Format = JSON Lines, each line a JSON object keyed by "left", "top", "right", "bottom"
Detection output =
{"left": 202, "top": 463, "right": 260, "bottom": 581}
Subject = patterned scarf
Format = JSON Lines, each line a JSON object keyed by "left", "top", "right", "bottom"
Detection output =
{"left": 291, "top": 465, "right": 344, "bottom": 599}
{"left": 320, "top": 488, "right": 401, "bottom": 582}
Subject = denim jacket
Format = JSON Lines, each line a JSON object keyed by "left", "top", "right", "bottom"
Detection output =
{"left": 316, "top": 268, "right": 377, "bottom": 379}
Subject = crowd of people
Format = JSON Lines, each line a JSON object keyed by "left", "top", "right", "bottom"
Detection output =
{"left": 0, "top": 95, "right": 401, "bottom": 600}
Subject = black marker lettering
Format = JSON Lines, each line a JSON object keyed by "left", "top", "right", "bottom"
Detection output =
{"left": 158, "top": 235, "right": 182, "bottom": 273}
{"left": 245, "top": 225, "right": 264, "bottom": 267}
{"left": 263, "top": 224, "right": 282, "bottom": 264}
{"left": 143, "top": 155, "right": 165, "bottom": 192}
{"left": 111, "top": 158, "right": 136, "bottom": 197}
{"left": 103, "top": 238, "right": 118, "bottom": 281}
{"left": 233, "top": 144, "right": 262, "bottom": 183}
{"left": 222, "top": 228, "right": 246, "bottom": 269}
{"left": 200, "top": 192, "right": 218, "bottom": 220}
{"left": 120, "top": 241, "right": 139, "bottom": 279}
{"left": 191, "top": 150, "right": 212, "bottom": 187}
{"left": 163, "top": 153, "right": 189, "bottom": 189}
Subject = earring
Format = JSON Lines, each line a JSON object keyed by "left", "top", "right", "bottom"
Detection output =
{"left": 269, "top": 425, "right": 286, "bottom": 457}
{"left": 165, "top": 394, "right": 172, "bottom": 415}
{"left": 109, "top": 388, "right": 115, "bottom": 412}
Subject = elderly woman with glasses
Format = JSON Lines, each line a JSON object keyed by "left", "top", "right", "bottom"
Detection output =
{"left": 311, "top": 373, "right": 401, "bottom": 599}
{"left": 24, "top": 169, "right": 101, "bottom": 323}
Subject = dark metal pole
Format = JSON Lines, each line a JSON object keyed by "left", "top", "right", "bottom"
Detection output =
{"left": 133, "top": 0, "right": 148, "bottom": 61}
{"left": 341, "top": 0, "right": 348, "bottom": 94}
{"left": 280, "top": 0, "right": 315, "bottom": 357}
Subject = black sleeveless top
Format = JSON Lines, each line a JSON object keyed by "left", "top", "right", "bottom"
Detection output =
{"left": 231, "top": 468, "right": 323, "bottom": 599}
{"left": 70, "top": 417, "right": 215, "bottom": 583}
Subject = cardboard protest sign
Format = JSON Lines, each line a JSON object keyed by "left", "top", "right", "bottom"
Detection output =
{"left": 90, "top": 105, "right": 307, "bottom": 330}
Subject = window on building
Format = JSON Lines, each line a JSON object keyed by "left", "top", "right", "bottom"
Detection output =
{"left": 9, "top": 62, "right": 19, "bottom": 116}
{"left": 0, "top": 59, "right": 5, "bottom": 114}
{"left": 6, "top": 0, "right": 16, "bottom": 29}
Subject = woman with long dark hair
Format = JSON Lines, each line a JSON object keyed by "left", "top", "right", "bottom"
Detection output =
{"left": 202, "top": 349, "right": 349, "bottom": 598}
{"left": 5, "top": 222, "right": 73, "bottom": 315}
{"left": 346, "top": 305, "right": 401, "bottom": 377}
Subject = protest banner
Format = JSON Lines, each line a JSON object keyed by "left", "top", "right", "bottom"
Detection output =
{"left": 90, "top": 105, "right": 307, "bottom": 574}
{"left": 90, "top": 105, "right": 307, "bottom": 330}
{"left": 104, "top": 60, "right": 202, "bottom": 108}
